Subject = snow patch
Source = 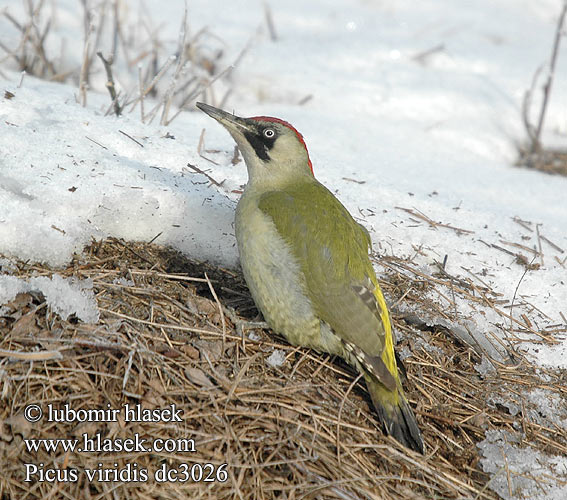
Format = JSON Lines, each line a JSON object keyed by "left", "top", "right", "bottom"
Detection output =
{"left": 478, "top": 430, "right": 567, "bottom": 500}
{"left": 0, "top": 274, "right": 99, "bottom": 323}
{"left": 266, "top": 349, "right": 287, "bottom": 368}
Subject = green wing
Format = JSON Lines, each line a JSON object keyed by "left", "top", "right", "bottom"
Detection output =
{"left": 259, "top": 181, "right": 422, "bottom": 451}
{"left": 257, "top": 180, "right": 389, "bottom": 361}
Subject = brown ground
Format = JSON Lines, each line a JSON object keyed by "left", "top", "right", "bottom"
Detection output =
{"left": 0, "top": 238, "right": 565, "bottom": 499}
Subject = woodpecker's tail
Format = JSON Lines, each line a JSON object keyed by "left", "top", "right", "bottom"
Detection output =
{"left": 365, "top": 375, "right": 424, "bottom": 454}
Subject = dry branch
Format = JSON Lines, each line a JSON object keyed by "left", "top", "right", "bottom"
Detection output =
{"left": 532, "top": 0, "right": 567, "bottom": 153}
{"left": 97, "top": 51, "right": 122, "bottom": 116}
{"left": 520, "top": 0, "right": 567, "bottom": 174}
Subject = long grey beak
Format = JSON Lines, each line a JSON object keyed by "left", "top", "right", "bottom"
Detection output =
{"left": 196, "top": 102, "right": 252, "bottom": 133}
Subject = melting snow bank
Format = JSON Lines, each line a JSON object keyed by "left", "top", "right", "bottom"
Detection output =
{"left": 0, "top": 73, "right": 239, "bottom": 269}
{"left": 0, "top": 274, "right": 99, "bottom": 323}
{"left": 478, "top": 430, "right": 567, "bottom": 500}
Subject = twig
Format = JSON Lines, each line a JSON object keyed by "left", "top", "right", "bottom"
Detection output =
{"left": 298, "top": 94, "right": 313, "bottom": 106}
{"left": 220, "top": 88, "right": 233, "bottom": 109}
{"left": 166, "top": 65, "right": 232, "bottom": 125}
{"left": 412, "top": 43, "right": 445, "bottom": 65}
{"left": 231, "top": 145, "right": 241, "bottom": 165}
{"left": 535, "top": 224, "right": 544, "bottom": 267}
{"left": 127, "top": 55, "right": 176, "bottom": 111}
{"left": 263, "top": 2, "right": 277, "bottom": 41}
{"left": 97, "top": 51, "right": 122, "bottom": 116}
{"left": 539, "top": 234, "right": 564, "bottom": 253}
{"left": 186, "top": 163, "right": 225, "bottom": 187}
{"left": 342, "top": 177, "right": 366, "bottom": 185}
{"left": 225, "top": 35, "right": 255, "bottom": 80}
{"left": 4, "top": 1, "right": 56, "bottom": 77}
{"left": 521, "top": 66, "right": 543, "bottom": 146}
{"left": 224, "top": 352, "right": 261, "bottom": 405}
{"left": 85, "top": 136, "right": 108, "bottom": 150}
{"left": 148, "top": 232, "right": 163, "bottom": 244}
{"left": 99, "top": 307, "right": 223, "bottom": 336}
{"left": 531, "top": 1, "right": 567, "bottom": 153}
{"left": 197, "top": 128, "right": 205, "bottom": 155}
{"left": 87, "top": 0, "right": 109, "bottom": 84}
{"left": 111, "top": 0, "right": 119, "bottom": 58}
{"left": 395, "top": 207, "right": 474, "bottom": 234}
{"left": 119, "top": 129, "right": 143, "bottom": 147}
{"left": 479, "top": 240, "right": 516, "bottom": 257}
{"left": 160, "top": 3, "right": 188, "bottom": 125}
{"left": 144, "top": 98, "right": 164, "bottom": 125}
{"left": 113, "top": 0, "right": 132, "bottom": 66}
{"left": 205, "top": 272, "right": 227, "bottom": 353}
{"left": 498, "top": 239, "right": 540, "bottom": 256}
{"left": 512, "top": 216, "right": 533, "bottom": 233}
{"left": 137, "top": 64, "right": 145, "bottom": 122}
{"left": 78, "top": 19, "right": 93, "bottom": 106}
{"left": 122, "top": 349, "right": 135, "bottom": 390}
{"left": 0, "top": 348, "right": 63, "bottom": 361}
{"left": 509, "top": 255, "right": 537, "bottom": 332}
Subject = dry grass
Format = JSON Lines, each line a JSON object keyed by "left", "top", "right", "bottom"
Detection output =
{"left": 1, "top": 238, "right": 566, "bottom": 499}
{"left": 0, "top": 0, "right": 240, "bottom": 123}
{"left": 517, "top": 146, "right": 567, "bottom": 177}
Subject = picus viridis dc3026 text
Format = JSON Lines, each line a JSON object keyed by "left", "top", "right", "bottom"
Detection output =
{"left": 197, "top": 103, "right": 424, "bottom": 453}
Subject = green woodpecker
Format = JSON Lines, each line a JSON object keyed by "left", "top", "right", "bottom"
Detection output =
{"left": 197, "top": 102, "right": 424, "bottom": 453}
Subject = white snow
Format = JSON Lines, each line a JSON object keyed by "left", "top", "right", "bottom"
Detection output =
{"left": 0, "top": 77, "right": 238, "bottom": 268}
{"left": 266, "top": 349, "right": 287, "bottom": 368}
{"left": 1, "top": 0, "right": 566, "bottom": 496}
{"left": 0, "top": 274, "right": 99, "bottom": 323}
{"left": 478, "top": 430, "right": 567, "bottom": 500}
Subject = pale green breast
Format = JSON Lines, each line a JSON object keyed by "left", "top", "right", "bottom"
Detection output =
{"left": 235, "top": 189, "right": 328, "bottom": 350}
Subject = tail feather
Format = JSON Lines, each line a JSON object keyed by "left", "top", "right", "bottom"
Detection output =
{"left": 365, "top": 375, "right": 424, "bottom": 454}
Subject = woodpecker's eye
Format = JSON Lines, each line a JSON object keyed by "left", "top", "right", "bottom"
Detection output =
{"left": 263, "top": 128, "right": 275, "bottom": 138}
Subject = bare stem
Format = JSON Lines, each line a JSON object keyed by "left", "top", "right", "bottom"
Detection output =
{"left": 264, "top": 2, "right": 277, "bottom": 41}
{"left": 78, "top": 23, "right": 92, "bottom": 106}
{"left": 138, "top": 64, "right": 145, "bottom": 122}
{"left": 531, "top": 0, "right": 567, "bottom": 153}
{"left": 97, "top": 51, "right": 122, "bottom": 116}
{"left": 126, "top": 54, "right": 176, "bottom": 111}
{"left": 160, "top": 3, "right": 188, "bottom": 125}
{"left": 521, "top": 65, "right": 543, "bottom": 145}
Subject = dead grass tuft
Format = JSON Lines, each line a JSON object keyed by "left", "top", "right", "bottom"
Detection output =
{"left": 517, "top": 145, "right": 567, "bottom": 177}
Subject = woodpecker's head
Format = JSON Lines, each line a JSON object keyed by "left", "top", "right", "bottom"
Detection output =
{"left": 197, "top": 103, "right": 313, "bottom": 186}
